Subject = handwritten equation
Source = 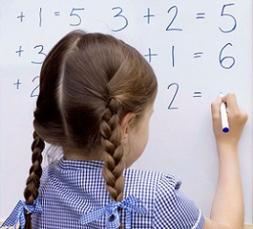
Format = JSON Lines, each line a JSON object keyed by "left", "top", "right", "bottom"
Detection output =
{"left": 11, "top": 3, "right": 238, "bottom": 110}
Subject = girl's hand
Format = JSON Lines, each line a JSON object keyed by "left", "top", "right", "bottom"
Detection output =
{"left": 211, "top": 93, "right": 248, "bottom": 151}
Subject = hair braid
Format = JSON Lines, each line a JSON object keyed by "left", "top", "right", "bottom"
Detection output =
{"left": 23, "top": 130, "right": 45, "bottom": 229}
{"left": 100, "top": 98, "right": 125, "bottom": 203}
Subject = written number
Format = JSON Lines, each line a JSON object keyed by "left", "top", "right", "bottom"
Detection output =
{"left": 219, "top": 43, "right": 235, "bottom": 69}
{"left": 219, "top": 3, "right": 237, "bottom": 33}
{"left": 112, "top": 7, "right": 128, "bottom": 32}
{"left": 31, "top": 45, "right": 47, "bottom": 65}
{"left": 70, "top": 8, "right": 85, "bottom": 26}
{"left": 30, "top": 76, "right": 39, "bottom": 97}
{"left": 166, "top": 6, "right": 182, "bottom": 31}
{"left": 168, "top": 83, "right": 179, "bottom": 110}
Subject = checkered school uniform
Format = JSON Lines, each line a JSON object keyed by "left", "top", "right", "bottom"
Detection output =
{"left": 27, "top": 158, "right": 205, "bottom": 228}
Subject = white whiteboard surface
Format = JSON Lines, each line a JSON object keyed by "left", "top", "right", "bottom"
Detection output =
{"left": 0, "top": 0, "right": 252, "bottom": 224}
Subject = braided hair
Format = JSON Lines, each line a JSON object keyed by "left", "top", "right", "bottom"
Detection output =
{"left": 101, "top": 98, "right": 125, "bottom": 202}
{"left": 23, "top": 30, "right": 157, "bottom": 228}
{"left": 23, "top": 131, "right": 45, "bottom": 229}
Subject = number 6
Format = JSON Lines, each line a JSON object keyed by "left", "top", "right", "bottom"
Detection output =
{"left": 219, "top": 43, "right": 235, "bottom": 69}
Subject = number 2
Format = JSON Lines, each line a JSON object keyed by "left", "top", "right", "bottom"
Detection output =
{"left": 168, "top": 83, "right": 179, "bottom": 110}
{"left": 166, "top": 6, "right": 182, "bottom": 31}
{"left": 30, "top": 76, "right": 39, "bottom": 97}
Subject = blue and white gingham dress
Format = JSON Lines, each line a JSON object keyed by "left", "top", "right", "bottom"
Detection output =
{"left": 31, "top": 158, "right": 205, "bottom": 228}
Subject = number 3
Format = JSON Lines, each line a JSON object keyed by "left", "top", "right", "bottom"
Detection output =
{"left": 31, "top": 45, "right": 47, "bottom": 65}
{"left": 112, "top": 7, "right": 128, "bottom": 32}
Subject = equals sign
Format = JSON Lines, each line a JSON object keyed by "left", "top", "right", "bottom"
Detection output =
{"left": 196, "top": 12, "right": 206, "bottom": 19}
{"left": 193, "top": 52, "right": 203, "bottom": 59}
{"left": 54, "top": 11, "right": 60, "bottom": 16}
{"left": 193, "top": 92, "right": 202, "bottom": 98}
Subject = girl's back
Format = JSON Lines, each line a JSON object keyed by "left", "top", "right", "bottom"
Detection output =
{"left": 32, "top": 156, "right": 203, "bottom": 228}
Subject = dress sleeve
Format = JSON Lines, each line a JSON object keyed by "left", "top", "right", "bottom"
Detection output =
{"left": 152, "top": 174, "right": 205, "bottom": 229}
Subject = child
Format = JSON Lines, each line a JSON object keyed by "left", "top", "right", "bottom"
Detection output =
{"left": 1, "top": 30, "right": 247, "bottom": 229}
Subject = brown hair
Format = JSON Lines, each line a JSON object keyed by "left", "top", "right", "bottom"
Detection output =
{"left": 23, "top": 30, "right": 157, "bottom": 228}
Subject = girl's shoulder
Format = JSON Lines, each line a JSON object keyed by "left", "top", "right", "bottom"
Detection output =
{"left": 123, "top": 167, "right": 181, "bottom": 202}
{"left": 124, "top": 167, "right": 180, "bottom": 188}
{"left": 125, "top": 167, "right": 179, "bottom": 184}
{"left": 124, "top": 168, "right": 204, "bottom": 228}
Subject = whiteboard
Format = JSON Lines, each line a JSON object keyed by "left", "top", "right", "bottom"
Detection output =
{"left": 0, "top": 0, "right": 252, "bottom": 224}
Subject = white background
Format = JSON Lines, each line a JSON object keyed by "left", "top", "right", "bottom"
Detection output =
{"left": 0, "top": 0, "right": 252, "bottom": 223}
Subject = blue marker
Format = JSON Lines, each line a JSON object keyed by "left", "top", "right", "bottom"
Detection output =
{"left": 220, "top": 93, "right": 230, "bottom": 133}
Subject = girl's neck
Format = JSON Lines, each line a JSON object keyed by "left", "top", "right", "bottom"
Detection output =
{"left": 63, "top": 147, "right": 104, "bottom": 161}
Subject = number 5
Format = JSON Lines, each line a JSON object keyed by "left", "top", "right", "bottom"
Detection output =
{"left": 70, "top": 8, "right": 85, "bottom": 26}
{"left": 219, "top": 3, "right": 237, "bottom": 33}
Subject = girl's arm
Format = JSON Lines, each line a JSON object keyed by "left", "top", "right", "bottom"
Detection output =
{"left": 204, "top": 93, "right": 248, "bottom": 229}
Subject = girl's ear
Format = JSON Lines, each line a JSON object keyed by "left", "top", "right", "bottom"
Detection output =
{"left": 120, "top": 112, "right": 136, "bottom": 138}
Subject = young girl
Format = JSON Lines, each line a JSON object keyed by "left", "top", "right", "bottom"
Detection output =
{"left": 1, "top": 30, "right": 247, "bottom": 229}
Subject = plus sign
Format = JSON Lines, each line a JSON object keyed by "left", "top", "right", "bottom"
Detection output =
{"left": 17, "top": 12, "right": 25, "bottom": 22}
{"left": 143, "top": 8, "right": 155, "bottom": 24}
{"left": 13, "top": 79, "right": 22, "bottom": 90}
{"left": 144, "top": 48, "right": 158, "bottom": 63}
{"left": 16, "top": 46, "right": 24, "bottom": 57}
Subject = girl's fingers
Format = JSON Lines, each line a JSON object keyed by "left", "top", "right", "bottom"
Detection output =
{"left": 222, "top": 93, "right": 240, "bottom": 113}
{"left": 211, "top": 96, "right": 222, "bottom": 121}
{"left": 222, "top": 93, "right": 248, "bottom": 125}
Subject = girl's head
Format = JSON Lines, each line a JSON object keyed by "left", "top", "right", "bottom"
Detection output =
{"left": 23, "top": 30, "right": 157, "bottom": 227}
